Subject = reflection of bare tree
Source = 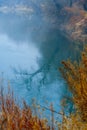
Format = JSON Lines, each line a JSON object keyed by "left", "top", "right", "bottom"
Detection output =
{"left": 14, "top": 32, "right": 80, "bottom": 91}
{"left": 14, "top": 47, "right": 59, "bottom": 91}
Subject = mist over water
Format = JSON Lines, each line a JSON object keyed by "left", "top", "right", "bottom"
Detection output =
{"left": 0, "top": 1, "right": 78, "bottom": 112}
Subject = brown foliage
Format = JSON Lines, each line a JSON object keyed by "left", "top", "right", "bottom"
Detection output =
{"left": 60, "top": 45, "right": 87, "bottom": 122}
{"left": 58, "top": 114, "right": 87, "bottom": 130}
{"left": 0, "top": 89, "right": 50, "bottom": 130}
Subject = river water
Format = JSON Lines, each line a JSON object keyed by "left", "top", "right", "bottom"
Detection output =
{"left": 0, "top": 4, "right": 78, "bottom": 115}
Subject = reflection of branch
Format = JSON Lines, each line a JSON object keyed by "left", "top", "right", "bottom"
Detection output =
{"left": 14, "top": 47, "right": 59, "bottom": 90}
{"left": 38, "top": 103, "right": 63, "bottom": 116}
{"left": 28, "top": 48, "right": 58, "bottom": 89}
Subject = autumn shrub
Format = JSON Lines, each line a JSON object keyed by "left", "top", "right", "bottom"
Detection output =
{"left": 58, "top": 114, "right": 87, "bottom": 130}
{"left": 58, "top": 45, "right": 87, "bottom": 129}
{"left": 0, "top": 88, "right": 50, "bottom": 130}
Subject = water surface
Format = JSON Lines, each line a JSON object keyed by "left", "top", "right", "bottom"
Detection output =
{"left": 0, "top": 5, "right": 77, "bottom": 114}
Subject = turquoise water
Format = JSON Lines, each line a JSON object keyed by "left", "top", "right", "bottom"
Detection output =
{"left": 0, "top": 5, "right": 77, "bottom": 114}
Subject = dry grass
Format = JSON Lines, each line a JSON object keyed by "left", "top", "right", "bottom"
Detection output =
{"left": 0, "top": 88, "right": 51, "bottom": 130}
{"left": 59, "top": 45, "right": 87, "bottom": 129}
{"left": 60, "top": 45, "right": 87, "bottom": 122}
